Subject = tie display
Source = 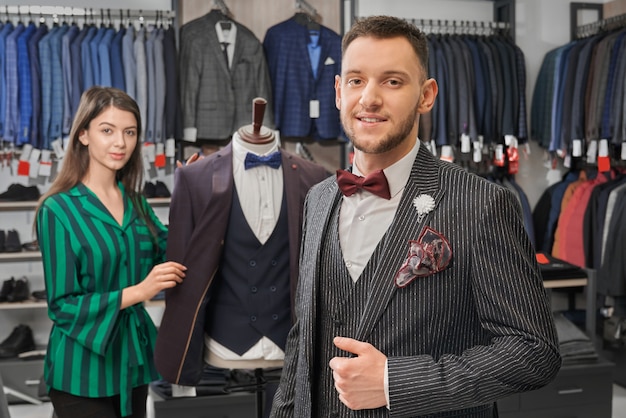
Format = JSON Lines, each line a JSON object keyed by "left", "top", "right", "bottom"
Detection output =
{"left": 336, "top": 169, "right": 391, "bottom": 200}
{"left": 244, "top": 152, "right": 282, "bottom": 170}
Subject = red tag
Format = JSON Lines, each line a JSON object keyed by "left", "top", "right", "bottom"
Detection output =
{"left": 154, "top": 154, "right": 166, "bottom": 168}
{"left": 17, "top": 160, "right": 30, "bottom": 176}
{"left": 598, "top": 155, "right": 611, "bottom": 172}
{"left": 536, "top": 253, "right": 550, "bottom": 264}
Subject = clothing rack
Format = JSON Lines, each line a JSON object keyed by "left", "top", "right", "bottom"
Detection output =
{"left": 576, "top": 12, "right": 626, "bottom": 38}
{"left": 409, "top": 18, "right": 511, "bottom": 37}
{"left": 1, "top": 4, "right": 175, "bottom": 26}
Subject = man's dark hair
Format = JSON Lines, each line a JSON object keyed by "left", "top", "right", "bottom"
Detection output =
{"left": 342, "top": 15, "right": 429, "bottom": 76}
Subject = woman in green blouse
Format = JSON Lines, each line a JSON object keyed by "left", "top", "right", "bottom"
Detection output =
{"left": 35, "top": 87, "right": 187, "bottom": 418}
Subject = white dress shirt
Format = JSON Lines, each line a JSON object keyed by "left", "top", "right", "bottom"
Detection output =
{"left": 339, "top": 140, "right": 420, "bottom": 282}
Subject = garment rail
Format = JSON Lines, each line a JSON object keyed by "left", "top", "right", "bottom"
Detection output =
{"left": 1, "top": 5, "right": 175, "bottom": 25}
{"left": 408, "top": 18, "right": 511, "bottom": 37}
{"left": 576, "top": 12, "right": 626, "bottom": 38}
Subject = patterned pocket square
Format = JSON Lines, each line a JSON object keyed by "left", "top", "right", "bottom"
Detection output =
{"left": 394, "top": 226, "right": 452, "bottom": 288}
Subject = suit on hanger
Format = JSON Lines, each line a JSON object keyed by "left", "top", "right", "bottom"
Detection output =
{"left": 154, "top": 144, "right": 328, "bottom": 384}
{"left": 179, "top": 10, "right": 273, "bottom": 142}
{"left": 271, "top": 145, "right": 560, "bottom": 417}
{"left": 263, "top": 16, "right": 342, "bottom": 141}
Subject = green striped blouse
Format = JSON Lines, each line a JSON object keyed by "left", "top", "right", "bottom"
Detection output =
{"left": 36, "top": 182, "right": 167, "bottom": 417}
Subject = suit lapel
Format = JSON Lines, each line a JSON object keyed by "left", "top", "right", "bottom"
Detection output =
{"left": 186, "top": 145, "right": 233, "bottom": 254}
{"left": 354, "top": 144, "right": 445, "bottom": 342}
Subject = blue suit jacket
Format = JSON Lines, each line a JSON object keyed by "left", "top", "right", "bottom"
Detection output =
{"left": 263, "top": 16, "right": 342, "bottom": 141}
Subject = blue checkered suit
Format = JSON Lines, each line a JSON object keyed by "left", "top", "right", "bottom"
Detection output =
{"left": 263, "top": 16, "right": 342, "bottom": 141}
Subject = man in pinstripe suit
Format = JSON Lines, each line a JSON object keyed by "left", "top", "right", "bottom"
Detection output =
{"left": 270, "top": 16, "right": 561, "bottom": 418}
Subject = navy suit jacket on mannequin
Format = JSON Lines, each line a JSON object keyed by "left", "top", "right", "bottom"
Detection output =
{"left": 154, "top": 144, "right": 328, "bottom": 385}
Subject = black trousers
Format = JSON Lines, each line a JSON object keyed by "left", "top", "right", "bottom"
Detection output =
{"left": 49, "top": 385, "right": 148, "bottom": 418}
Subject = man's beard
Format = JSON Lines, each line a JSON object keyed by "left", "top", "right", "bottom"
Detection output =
{"left": 345, "top": 103, "right": 419, "bottom": 155}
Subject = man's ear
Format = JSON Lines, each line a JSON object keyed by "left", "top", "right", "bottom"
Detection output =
{"left": 334, "top": 74, "right": 342, "bottom": 110}
{"left": 417, "top": 78, "right": 438, "bottom": 114}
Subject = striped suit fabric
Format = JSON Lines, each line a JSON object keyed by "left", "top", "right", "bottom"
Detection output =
{"left": 271, "top": 144, "right": 561, "bottom": 417}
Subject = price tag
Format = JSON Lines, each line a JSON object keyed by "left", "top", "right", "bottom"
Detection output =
{"left": 309, "top": 100, "right": 320, "bottom": 118}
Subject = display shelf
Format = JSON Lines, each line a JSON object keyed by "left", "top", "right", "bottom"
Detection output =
{"left": 0, "top": 301, "right": 47, "bottom": 310}
{"left": 0, "top": 252, "right": 42, "bottom": 263}
{"left": 0, "top": 201, "right": 40, "bottom": 211}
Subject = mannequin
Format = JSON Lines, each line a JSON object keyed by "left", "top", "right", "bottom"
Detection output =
{"left": 155, "top": 98, "right": 328, "bottom": 416}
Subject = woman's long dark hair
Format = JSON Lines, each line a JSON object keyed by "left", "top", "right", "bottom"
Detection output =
{"left": 35, "top": 86, "right": 157, "bottom": 237}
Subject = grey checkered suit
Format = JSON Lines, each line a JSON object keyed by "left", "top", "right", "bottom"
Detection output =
{"left": 179, "top": 10, "right": 273, "bottom": 141}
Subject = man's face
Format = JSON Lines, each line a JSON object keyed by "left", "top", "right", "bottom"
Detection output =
{"left": 335, "top": 36, "right": 435, "bottom": 158}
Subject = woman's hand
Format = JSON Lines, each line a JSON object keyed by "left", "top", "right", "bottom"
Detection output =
{"left": 121, "top": 261, "right": 186, "bottom": 309}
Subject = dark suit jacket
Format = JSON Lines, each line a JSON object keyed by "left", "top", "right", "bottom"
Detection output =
{"left": 271, "top": 144, "right": 561, "bottom": 417}
{"left": 154, "top": 144, "right": 328, "bottom": 385}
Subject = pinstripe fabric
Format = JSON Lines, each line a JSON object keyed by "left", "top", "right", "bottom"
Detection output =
{"left": 271, "top": 145, "right": 561, "bottom": 417}
{"left": 36, "top": 183, "right": 164, "bottom": 415}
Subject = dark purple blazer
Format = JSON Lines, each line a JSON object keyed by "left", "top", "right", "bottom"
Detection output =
{"left": 154, "top": 144, "right": 328, "bottom": 384}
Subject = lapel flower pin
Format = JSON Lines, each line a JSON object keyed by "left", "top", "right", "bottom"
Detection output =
{"left": 413, "top": 194, "right": 436, "bottom": 223}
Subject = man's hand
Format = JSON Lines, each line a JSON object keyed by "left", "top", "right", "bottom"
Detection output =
{"left": 329, "top": 336, "right": 388, "bottom": 410}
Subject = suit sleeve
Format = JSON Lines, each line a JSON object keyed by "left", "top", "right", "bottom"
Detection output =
{"left": 166, "top": 168, "right": 195, "bottom": 263}
{"left": 387, "top": 187, "right": 561, "bottom": 416}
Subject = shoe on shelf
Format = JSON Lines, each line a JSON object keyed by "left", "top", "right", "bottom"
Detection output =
{"left": 143, "top": 182, "right": 156, "bottom": 198}
{"left": 154, "top": 181, "right": 171, "bottom": 198}
{"left": 31, "top": 289, "right": 47, "bottom": 301}
{"left": 3, "top": 229, "right": 22, "bottom": 253}
{"left": 21, "top": 240, "right": 40, "bottom": 252}
{"left": 0, "top": 277, "right": 16, "bottom": 302}
{"left": 6, "top": 276, "right": 30, "bottom": 303}
{"left": 0, "top": 324, "right": 36, "bottom": 358}
{"left": 0, "top": 183, "right": 41, "bottom": 201}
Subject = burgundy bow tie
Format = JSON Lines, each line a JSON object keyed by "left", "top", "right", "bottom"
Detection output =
{"left": 336, "top": 169, "right": 391, "bottom": 200}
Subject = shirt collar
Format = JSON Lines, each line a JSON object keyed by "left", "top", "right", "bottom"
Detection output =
{"left": 215, "top": 21, "right": 237, "bottom": 44}
{"left": 232, "top": 131, "right": 280, "bottom": 165}
{"left": 353, "top": 139, "right": 420, "bottom": 198}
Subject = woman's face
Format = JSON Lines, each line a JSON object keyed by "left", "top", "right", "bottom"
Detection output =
{"left": 78, "top": 106, "right": 139, "bottom": 177}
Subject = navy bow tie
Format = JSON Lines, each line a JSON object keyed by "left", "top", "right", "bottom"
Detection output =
{"left": 244, "top": 151, "right": 282, "bottom": 170}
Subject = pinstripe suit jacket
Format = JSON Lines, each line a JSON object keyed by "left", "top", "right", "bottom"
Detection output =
{"left": 271, "top": 144, "right": 561, "bottom": 417}
{"left": 154, "top": 144, "right": 328, "bottom": 384}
